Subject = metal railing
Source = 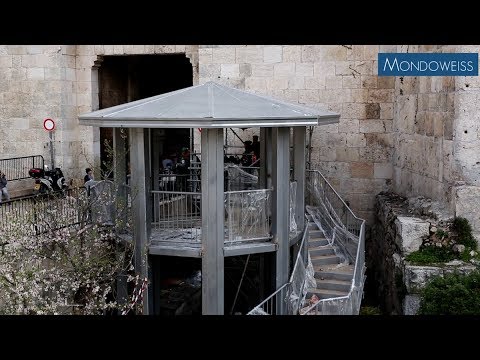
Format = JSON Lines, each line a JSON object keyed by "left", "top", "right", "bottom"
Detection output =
{"left": 0, "top": 155, "right": 44, "bottom": 181}
{"left": 0, "top": 181, "right": 121, "bottom": 237}
{"left": 300, "top": 169, "right": 366, "bottom": 315}
{"left": 151, "top": 190, "right": 202, "bottom": 241}
{"left": 247, "top": 223, "right": 309, "bottom": 315}
{"left": 151, "top": 188, "right": 272, "bottom": 244}
{"left": 0, "top": 187, "right": 89, "bottom": 236}
{"left": 248, "top": 169, "right": 366, "bottom": 315}
{"left": 246, "top": 283, "right": 291, "bottom": 315}
{"left": 224, "top": 188, "right": 272, "bottom": 243}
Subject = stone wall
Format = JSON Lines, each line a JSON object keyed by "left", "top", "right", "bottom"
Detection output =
{"left": 392, "top": 45, "right": 458, "bottom": 205}
{"left": 369, "top": 193, "right": 413, "bottom": 314}
{"left": 371, "top": 191, "right": 476, "bottom": 314}
{"left": 2, "top": 44, "right": 480, "bottom": 237}
{"left": 198, "top": 45, "right": 394, "bottom": 225}
{"left": 452, "top": 45, "right": 480, "bottom": 241}
{"left": 0, "top": 45, "right": 78, "bottom": 177}
{"left": 392, "top": 45, "right": 480, "bottom": 241}
{"left": 0, "top": 45, "right": 199, "bottom": 186}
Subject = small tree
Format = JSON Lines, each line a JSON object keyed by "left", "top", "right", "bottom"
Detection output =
{"left": 0, "top": 133, "right": 143, "bottom": 315}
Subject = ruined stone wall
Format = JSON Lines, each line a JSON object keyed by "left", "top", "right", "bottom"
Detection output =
{"left": 372, "top": 192, "right": 477, "bottom": 314}
{"left": 199, "top": 45, "right": 394, "bottom": 225}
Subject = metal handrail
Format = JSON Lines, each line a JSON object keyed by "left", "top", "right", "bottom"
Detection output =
{"left": 306, "top": 169, "right": 363, "bottom": 221}
{"left": 248, "top": 168, "right": 366, "bottom": 315}
{"left": 301, "top": 169, "right": 366, "bottom": 315}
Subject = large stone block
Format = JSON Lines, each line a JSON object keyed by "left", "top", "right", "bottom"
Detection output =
{"left": 338, "top": 119, "right": 359, "bottom": 133}
{"left": 368, "top": 89, "right": 394, "bottom": 103}
{"left": 325, "top": 75, "right": 343, "bottom": 89}
{"left": 199, "top": 48, "right": 213, "bottom": 63}
{"left": 263, "top": 46, "right": 282, "bottom": 63}
{"left": 374, "top": 163, "right": 393, "bottom": 179}
{"left": 403, "top": 295, "right": 421, "bottom": 315}
{"left": 296, "top": 63, "right": 313, "bottom": 77}
{"left": 360, "top": 120, "right": 392, "bottom": 133}
{"left": 220, "top": 64, "right": 239, "bottom": 78}
{"left": 251, "top": 64, "right": 273, "bottom": 77}
{"left": 404, "top": 264, "right": 477, "bottom": 293}
{"left": 335, "top": 147, "right": 359, "bottom": 162}
{"left": 265, "top": 78, "right": 288, "bottom": 91}
{"left": 212, "top": 48, "right": 236, "bottom": 64}
{"left": 305, "top": 76, "right": 325, "bottom": 89}
{"left": 298, "top": 89, "right": 319, "bottom": 104}
{"left": 346, "top": 133, "right": 366, "bottom": 147}
{"left": 313, "top": 61, "right": 335, "bottom": 77}
{"left": 350, "top": 162, "right": 373, "bottom": 178}
{"left": 288, "top": 76, "right": 305, "bottom": 90}
{"left": 235, "top": 46, "right": 263, "bottom": 64}
{"left": 342, "top": 75, "right": 361, "bottom": 89}
{"left": 395, "top": 217, "right": 430, "bottom": 255}
{"left": 342, "top": 103, "right": 367, "bottom": 119}
{"left": 455, "top": 185, "right": 480, "bottom": 243}
{"left": 380, "top": 103, "right": 394, "bottom": 120}
{"left": 282, "top": 46, "right": 302, "bottom": 63}
{"left": 273, "top": 63, "right": 295, "bottom": 77}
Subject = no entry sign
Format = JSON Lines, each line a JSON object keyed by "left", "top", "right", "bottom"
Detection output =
{"left": 43, "top": 118, "right": 56, "bottom": 131}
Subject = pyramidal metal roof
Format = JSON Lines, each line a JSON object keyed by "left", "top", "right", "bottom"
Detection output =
{"left": 78, "top": 81, "right": 340, "bottom": 128}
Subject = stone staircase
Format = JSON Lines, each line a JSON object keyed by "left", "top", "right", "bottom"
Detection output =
{"left": 305, "top": 216, "right": 354, "bottom": 306}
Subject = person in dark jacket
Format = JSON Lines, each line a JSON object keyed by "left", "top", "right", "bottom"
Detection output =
{"left": 84, "top": 168, "right": 94, "bottom": 183}
{"left": 0, "top": 170, "right": 10, "bottom": 204}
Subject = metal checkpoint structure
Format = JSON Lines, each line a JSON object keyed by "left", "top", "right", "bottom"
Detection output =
{"left": 78, "top": 81, "right": 365, "bottom": 315}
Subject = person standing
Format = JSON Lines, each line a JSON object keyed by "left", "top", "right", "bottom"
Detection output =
{"left": 0, "top": 170, "right": 10, "bottom": 204}
{"left": 84, "top": 168, "right": 94, "bottom": 183}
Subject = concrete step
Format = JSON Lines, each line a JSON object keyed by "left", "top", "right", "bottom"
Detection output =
{"left": 309, "top": 246, "right": 335, "bottom": 257}
{"left": 314, "top": 270, "right": 354, "bottom": 282}
{"left": 308, "top": 222, "right": 319, "bottom": 230}
{"left": 309, "top": 229, "right": 323, "bottom": 237}
{"left": 311, "top": 254, "right": 340, "bottom": 266}
{"left": 306, "top": 288, "right": 349, "bottom": 300}
{"left": 308, "top": 239, "right": 329, "bottom": 247}
{"left": 315, "top": 278, "right": 352, "bottom": 292}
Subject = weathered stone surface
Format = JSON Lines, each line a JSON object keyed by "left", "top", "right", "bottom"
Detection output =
{"left": 403, "top": 295, "right": 421, "bottom": 315}
{"left": 404, "top": 263, "right": 477, "bottom": 293}
{"left": 454, "top": 185, "right": 480, "bottom": 244}
{"left": 350, "top": 162, "right": 373, "bottom": 178}
{"left": 395, "top": 216, "right": 430, "bottom": 255}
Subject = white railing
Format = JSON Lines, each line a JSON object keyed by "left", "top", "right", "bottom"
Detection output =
{"left": 300, "top": 170, "right": 366, "bottom": 315}
{"left": 248, "top": 169, "right": 366, "bottom": 315}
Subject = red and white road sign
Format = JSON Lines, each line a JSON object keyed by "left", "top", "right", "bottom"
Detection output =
{"left": 43, "top": 118, "right": 56, "bottom": 131}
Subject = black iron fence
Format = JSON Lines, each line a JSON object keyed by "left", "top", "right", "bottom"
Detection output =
{"left": 0, "top": 155, "right": 45, "bottom": 181}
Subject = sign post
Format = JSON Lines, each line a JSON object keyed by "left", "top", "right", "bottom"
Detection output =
{"left": 44, "top": 118, "right": 56, "bottom": 169}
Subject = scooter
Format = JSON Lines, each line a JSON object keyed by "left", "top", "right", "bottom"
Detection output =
{"left": 29, "top": 165, "right": 68, "bottom": 195}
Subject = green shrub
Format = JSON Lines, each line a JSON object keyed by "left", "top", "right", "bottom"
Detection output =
{"left": 360, "top": 306, "right": 382, "bottom": 315}
{"left": 419, "top": 271, "right": 480, "bottom": 315}
{"left": 406, "top": 246, "right": 456, "bottom": 265}
{"left": 436, "top": 229, "right": 448, "bottom": 239}
{"left": 453, "top": 217, "right": 477, "bottom": 250}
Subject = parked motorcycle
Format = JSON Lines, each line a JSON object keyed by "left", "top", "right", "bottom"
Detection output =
{"left": 28, "top": 165, "right": 68, "bottom": 195}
